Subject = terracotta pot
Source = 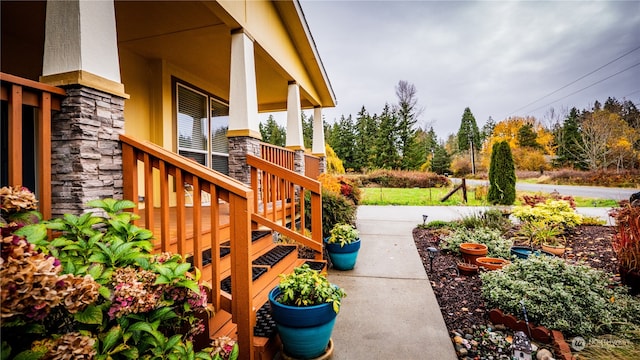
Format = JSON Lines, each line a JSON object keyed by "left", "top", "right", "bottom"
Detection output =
{"left": 457, "top": 262, "right": 478, "bottom": 276}
{"left": 476, "top": 257, "right": 510, "bottom": 271}
{"left": 620, "top": 266, "right": 640, "bottom": 295}
{"left": 541, "top": 244, "right": 565, "bottom": 256}
{"left": 459, "top": 243, "right": 488, "bottom": 265}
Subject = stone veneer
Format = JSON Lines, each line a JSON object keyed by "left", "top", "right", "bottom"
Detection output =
{"left": 293, "top": 149, "right": 305, "bottom": 175}
{"left": 51, "top": 86, "right": 125, "bottom": 217}
{"left": 228, "top": 136, "right": 261, "bottom": 186}
{"left": 318, "top": 156, "right": 327, "bottom": 175}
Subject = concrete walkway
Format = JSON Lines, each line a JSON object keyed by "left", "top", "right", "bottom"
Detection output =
{"left": 327, "top": 205, "right": 615, "bottom": 359}
{"left": 328, "top": 206, "right": 458, "bottom": 360}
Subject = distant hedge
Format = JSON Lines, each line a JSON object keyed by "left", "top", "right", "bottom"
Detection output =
{"left": 350, "top": 169, "right": 450, "bottom": 188}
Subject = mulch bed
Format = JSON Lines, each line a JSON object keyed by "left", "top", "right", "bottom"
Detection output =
{"left": 413, "top": 225, "right": 619, "bottom": 359}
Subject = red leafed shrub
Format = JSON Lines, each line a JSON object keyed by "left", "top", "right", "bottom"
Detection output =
{"left": 521, "top": 193, "right": 576, "bottom": 209}
{"left": 610, "top": 204, "right": 640, "bottom": 272}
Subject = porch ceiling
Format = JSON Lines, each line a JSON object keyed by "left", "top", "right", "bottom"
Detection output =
{"left": 114, "top": 1, "right": 298, "bottom": 112}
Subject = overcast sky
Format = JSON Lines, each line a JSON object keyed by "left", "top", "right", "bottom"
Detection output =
{"left": 296, "top": 0, "right": 640, "bottom": 139}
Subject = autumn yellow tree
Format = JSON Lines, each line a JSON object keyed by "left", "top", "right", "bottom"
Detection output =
{"left": 481, "top": 116, "right": 555, "bottom": 171}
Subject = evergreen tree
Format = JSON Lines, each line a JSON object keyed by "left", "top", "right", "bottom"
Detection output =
{"left": 301, "top": 112, "right": 313, "bottom": 149}
{"left": 487, "top": 141, "right": 516, "bottom": 205}
{"left": 353, "top": 106, "right": 377, "bottom": 171}
{"left": 373, "top": 104, "right": 400, "bottom": 169}
{"left": 259, "top": 115, "right": 285, "bottom": 147}
{"left": 554, "top": 107, "right": 585, "bottom": 169}
{"left": 517, "top": 123, "right": 540, "bottom": 149}
{"left": 480, "top": 116, "right": 496, "bottom": 145}
{"left": 394, "top": 80, "right": 424, "bottom": 170}
{"left": 430, "top": 144, "right": 451, "bottom": 175}
{"left": 327, "top": 115, "right": 356, "bottom": 170}
{"left": 457, "top": 107, "right": 481, "bottom": 173}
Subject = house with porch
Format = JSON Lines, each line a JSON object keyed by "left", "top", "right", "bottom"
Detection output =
{"left": 1, "top": 1, "right": 335, "bottom": 358}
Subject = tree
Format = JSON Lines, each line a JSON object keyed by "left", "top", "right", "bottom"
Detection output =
{"left": 554, "top": 108, "right": 585, "bottom": 169}
{"left": 373, "top": 104, "right": 400, "bottom": 169}
{"left": 457, "top": 107, "right": 481, "bottom": 174}
{"left": 259, "top": 115, "right": 285, "bottom": 147}
{"left": 394, "top": 80, "right": 425, "bottom": 170}
{"left": 480, "top": 116, "right": 496, "bottom": 145}
{"left": 353, "top": 106, "right": 378, "bottom": 171}
{"left": 487, "top": 141, "right": 516, "bottom": 205}
{"left": 430, "top": 144, "right": 451, "bottom": 175}
{"left": 517, "top": 123, "right": 540, "bottom": 149}
{"left": 301, "top": 111, "right": 313, "bottom": 149}
{"left": 326, "top": 115, "right": 356, "bottom": 170}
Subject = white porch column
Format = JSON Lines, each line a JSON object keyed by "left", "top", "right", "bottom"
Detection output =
{"left": 285, "top": 82, "right": 304, "bottom": 149}
{"left": 40, "top": 0, "right": 126, "bottom": 216}
{"left": 41, "top": 0, "right": 125, "bottom": 97}
{"left": 227, "top": 29, "right": 261, "bottom": 185}
{"left": 285, "top": 82, "right": 305, "bottom": 175}
{"left": 228, "top": 30, "right": 261, "bottom": 139}
{"left": 312, "top": 107, "right": 326, "bottom": 156}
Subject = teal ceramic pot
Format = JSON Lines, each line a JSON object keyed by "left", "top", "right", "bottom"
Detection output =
{"left": 324, "top": 237, "right": 361, "bottom": 270}
{"left": 269, "top": 287, "right": 338, "bottom": 359}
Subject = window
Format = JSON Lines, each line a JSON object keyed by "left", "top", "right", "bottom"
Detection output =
{"left": 176, "top": 83, "right": 229, "bottom": 174}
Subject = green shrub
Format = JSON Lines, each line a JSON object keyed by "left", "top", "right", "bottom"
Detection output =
{"left": 441, "top": 227, "right": 512, "bottom": 259}
{"left": 512, "top": 199, "right": 583, "bottom": 229}
{"left": 276, "top": 264, "right": 346, "bottom": 313}
{"left": 481, "top": 256, "right": 640, "bottom": 337}
{"left": 305, "top": 188, "right": 356, "bottom": 238}
{"left": 487, "top": 141, "right": 516, "bottom": 205}
{"left": 417, "top": 220, "right": 456, "bottom": 230}
{"left": 454, "top": 209, "right": 512, "bottom": 234}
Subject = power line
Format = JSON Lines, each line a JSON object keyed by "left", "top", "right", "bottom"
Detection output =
{"left": 527, "top": 60, "right": 640, "bottom": 113}
{"left": 508, "top": 44, "right": 640, "bottom": 116}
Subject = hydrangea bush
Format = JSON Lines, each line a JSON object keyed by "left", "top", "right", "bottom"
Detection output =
{"left": 1, "top": 187, "right": 237, "bottom": 360}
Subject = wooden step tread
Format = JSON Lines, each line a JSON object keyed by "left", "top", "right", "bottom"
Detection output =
{"left": 252, "top": 245, "right": 297, "bottom": 267}
{"left": 220, "top": 267, "right": 268, "bottom": 294}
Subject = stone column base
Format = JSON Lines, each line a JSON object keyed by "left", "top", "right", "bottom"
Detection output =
{"left": 293, "top": 149, "right": 306, "bottom": 176}
{"left": 51, "top": 85, "right": 125, "bottom": 217}
{"left": 228, "top": 136, "right": 261, "bottom": 186}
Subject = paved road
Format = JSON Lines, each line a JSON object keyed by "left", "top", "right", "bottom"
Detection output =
{"left": 451, "top": 178, "right": 638, "bottom": 201}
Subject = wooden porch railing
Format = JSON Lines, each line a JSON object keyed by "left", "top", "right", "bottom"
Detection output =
{"left": 247, "top": 154, "right": 323, "bottom": 257}
{"left": 304, "top": 154, "right": 321, "bottom": 179}
{"left": 260, "top": 142, "right": 295, "bottom": 171}
{"left": 119, "top": 134, "right": 256, "bottom": 359}
{"left": 0, "top": 72, "right": 66, "bottom": 220}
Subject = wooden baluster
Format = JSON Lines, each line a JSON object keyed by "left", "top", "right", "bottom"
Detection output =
{"left": 176, "top": 170, "right": 186, "bottom": 256}
{"left": 37, "top": 91, "right": 52, "bottom": 220}
{"left": 210, "top": 185, "right": 221, "bottom": 311}
{"left": 121, "top": 143, "right": 139, "bottom": 222}
{"left": 144, "top": 153, "right": 154, "bottom": 234}
{"left": 8, "top": 84, "right": 22, "bottom": 186}
{"left": 193, "top": 179, "right": 202, "bottom": 270}
{"left": 159, "top": 161, "right": 170, "bottom": 252}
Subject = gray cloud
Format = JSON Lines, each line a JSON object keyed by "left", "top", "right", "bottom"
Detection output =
{"left": 301, "top": 0, "right": 640, "bottom": 138}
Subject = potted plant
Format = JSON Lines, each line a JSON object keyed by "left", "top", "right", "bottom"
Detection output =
{"left": 324, "top": 223, "right": 360, "bottom": 270}
{"left": 610, "top": 204, "right": 640, "bottom": 294}
{"left": 269, "top": 264, "right": 346, "bottom": 359}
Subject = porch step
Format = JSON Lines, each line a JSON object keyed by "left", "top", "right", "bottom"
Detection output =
{"left": 253, "top": 302, "right": 277, "bottom": 338}
{"left": 185, "top": 247, "right": 230, "bottom": 268}
{"left": 252, "top": 245, "right": 297, "bottom": 267}
{"left": 220, "top": 267, "right": 268, "bottom": 294}
{"left": 302, "top": 260, "right": 327, "bottom": 272}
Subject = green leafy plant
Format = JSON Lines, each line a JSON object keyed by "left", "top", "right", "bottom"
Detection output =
{"left": 326, "top": 223, "right": 359, "bottom": 247}
{"left": 276, "top": 264, "right": 346, "bottom": 313}
{"left": 481, "top": 256, "right": 640, "bottom": 337}
{"left": 441, "top": 227, "right": 512, "bottom": 259}
{"left": 416, "top": 220, "right": 457, "bottom": 230}
{"left": 516, "top": 220, "right": 564, "bottom": 247}
{"left": 455, "top": 209, "right": 512, "bottom": 233}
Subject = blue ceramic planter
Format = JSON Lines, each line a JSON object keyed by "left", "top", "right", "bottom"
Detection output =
{"left": 269, "top": 287, "right": 338, "bottom": 359}
{"left": 324, "top": 237, "right": 361, "bottom": 270}
{"left": 510, "top": 246, "right": 554, "bottom": 259}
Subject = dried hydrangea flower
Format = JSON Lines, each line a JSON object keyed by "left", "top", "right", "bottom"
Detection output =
{"left": 0, "top": 186, "right": 38, "bottom": 214}
{"left": 33, "top": 332, "right": 97, "bottom": 360}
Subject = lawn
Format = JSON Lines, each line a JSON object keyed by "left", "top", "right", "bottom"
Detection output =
{"left": 360, "top": 187, "right": 619, "bottom": 207}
